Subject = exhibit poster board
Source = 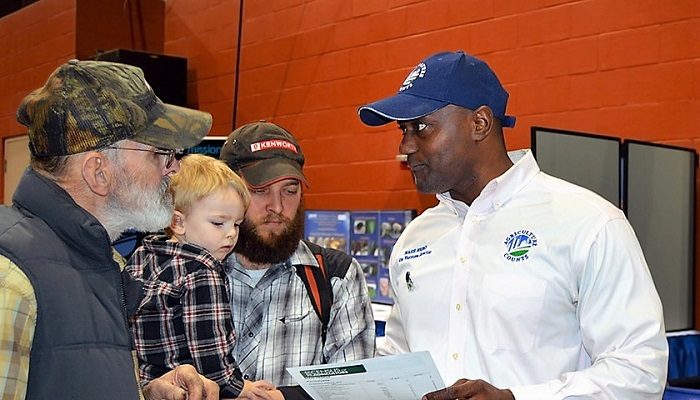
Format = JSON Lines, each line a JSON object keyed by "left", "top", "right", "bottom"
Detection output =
{"left": 304, "top": 210, "right": 351, "bottom": 254}
{"left": 307, "top": 209, "right": 416, "bottom": 305}
{"left": 350, "top": 211, "right": 381, "bottom": 301}
{"left": 624, "top": 140, "right": 696, "bottom": 331}
{"left": 532, "top": 127, "right": 697, "bottom": 331}
{"left": 531, "top": 127, "right": 621, "bottom": 207}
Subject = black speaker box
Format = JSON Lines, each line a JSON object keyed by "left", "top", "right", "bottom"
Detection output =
{"left": 0, "top": 1, "right": 38, "bottom": 18}
{"left": 92, "top": 49, "right": 187, "bottom": 106}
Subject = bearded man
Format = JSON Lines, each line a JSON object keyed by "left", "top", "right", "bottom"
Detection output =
{"left": 0, "top": 60, "right": 220, "bottom": 400}
{"left": 220, "top": 121, "right": 376, "bottom": 400}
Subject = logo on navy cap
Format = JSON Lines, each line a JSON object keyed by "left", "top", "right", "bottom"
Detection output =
{"left": 400, "top": 63, "right": 426, "bottom": 92}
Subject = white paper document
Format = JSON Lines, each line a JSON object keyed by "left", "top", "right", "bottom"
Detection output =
{"left": 286, "top": 351, "right": 445, "bottom": 400}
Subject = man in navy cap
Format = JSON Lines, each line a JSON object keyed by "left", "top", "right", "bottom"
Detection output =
{"left": 359, "top": 51, "right": 667, "bottom": 399}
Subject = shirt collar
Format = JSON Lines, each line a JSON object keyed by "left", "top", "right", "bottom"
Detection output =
{"left": 112, "top": 248, "right": 126, "bottom": 271}
{"left": 436, "top": 149, "right": 540, "bottom": 216}
{"left": 226, "top": 240, "right": 320, "bottom": 273}
{"left": 289, "top": 241, "right": 321, "bottom": 268}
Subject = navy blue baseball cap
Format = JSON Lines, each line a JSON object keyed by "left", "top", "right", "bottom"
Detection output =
{"left": 358, "top": 51, "right": 516, "bottom": 128}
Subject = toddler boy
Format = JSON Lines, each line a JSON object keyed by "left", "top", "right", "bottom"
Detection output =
{"left": 127, "top": 154, "right": 274, "bottom": 398}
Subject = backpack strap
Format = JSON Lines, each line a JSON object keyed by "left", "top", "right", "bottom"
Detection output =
{"left": 296, "top": 240, "right": 353, "bottom": 363}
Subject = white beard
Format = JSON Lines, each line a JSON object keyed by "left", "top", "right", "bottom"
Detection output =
{"left": 101, "top": 167, "right": 174, "bottom": 242}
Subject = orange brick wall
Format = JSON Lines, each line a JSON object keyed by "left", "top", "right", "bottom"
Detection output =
{"left": 75, "top": 0, "right": 164, "bottom": 60}
{"left": 160, "top": 0, "right": 700, "bottom": 213}
{"left": 0, "top": 0, "right": 164, "bottom": 194}
{"left": 0, "top": 0, "right": 77, "bottom": 193}
{"left": 164, "top": 0, "right": 242, "bottom": 136}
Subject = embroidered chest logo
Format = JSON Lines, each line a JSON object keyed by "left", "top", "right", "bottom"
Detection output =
{"left": 397, "top": 244, "right": 432, "bottom": 263}
{"left": 503, "top": 230, "right": 538, "bottom": 262}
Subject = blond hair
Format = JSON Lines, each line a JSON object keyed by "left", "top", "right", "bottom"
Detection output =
{"left": 169, "top": 154, "right": 250, "bottom": 215}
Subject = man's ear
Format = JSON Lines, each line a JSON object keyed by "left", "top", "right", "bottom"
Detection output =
{"left": 81, "top": 152, "right": 110, "bottom": 196}
{"left": 170, "top": 210, "right": 186, "bottom": 236}
{"left": 471, "top": 106, "right": 495, "bottom": 142}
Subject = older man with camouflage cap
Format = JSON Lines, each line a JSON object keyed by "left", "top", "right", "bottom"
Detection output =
{"left": 0, "top": 59, "right": 217, "bottom": 400}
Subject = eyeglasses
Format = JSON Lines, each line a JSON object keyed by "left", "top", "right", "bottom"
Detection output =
{"left": 106, "top": 146, "right": 184, "bottom": 169}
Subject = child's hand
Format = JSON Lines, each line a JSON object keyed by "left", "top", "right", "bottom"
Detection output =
{"left": 236, "top": 379, "right": 277, "bottom": 399}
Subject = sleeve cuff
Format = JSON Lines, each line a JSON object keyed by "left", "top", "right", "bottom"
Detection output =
{"left": 278, "top": 385, "right": 313, "bottom": 400}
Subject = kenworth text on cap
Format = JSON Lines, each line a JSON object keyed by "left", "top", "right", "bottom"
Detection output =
{"left": 17, "top": 59, "right": 212, "bottom": 157}
{"left": 358, "top": 50, "right": 516, "bottom": 128}
{"left": 220, "top": 121, "right": 307, "bottom": 188}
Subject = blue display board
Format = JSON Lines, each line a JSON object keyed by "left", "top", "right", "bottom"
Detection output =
{"left": 304, "top": 210, "right": 351, "bottom": 254}
{"left": 306, "top": 209, "right": 416, "bottom": 305}
{"left": 350, "top": 211, "right": 380, "bottom": 300}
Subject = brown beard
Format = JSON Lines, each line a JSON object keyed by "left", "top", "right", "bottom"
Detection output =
{"left": 234, "top": 204, "right": 305, "bottom": 265}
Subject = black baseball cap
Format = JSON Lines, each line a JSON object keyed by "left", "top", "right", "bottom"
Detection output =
{"left": 220, "top": 121, "right": 307, "bottom": 188}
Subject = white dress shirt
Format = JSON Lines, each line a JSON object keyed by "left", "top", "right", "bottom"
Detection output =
{"left": 378, "top": 149, "right": 668, "bottom": 399}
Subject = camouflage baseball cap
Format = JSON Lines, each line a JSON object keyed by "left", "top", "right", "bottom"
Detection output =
{"left": 220, "top": 121, "right": 307, "bottom": 188}
{"left": 17, "top": 59, "right": 212, "bottom": 157}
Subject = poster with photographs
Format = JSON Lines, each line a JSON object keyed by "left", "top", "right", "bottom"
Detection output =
{"left": 304, "top": 210, "right": 351, "bottom": 254}
{"left": 375, "top": 210, "right": 416, "bottom": 304}
{"left": 350, "top": 211, "right": 380, "bottom": 300}
{"left": 305, "top": 209, "right": 415, "bottom": 305}
{"left": 351, "top": 211, "right": 379, "bottom": 257}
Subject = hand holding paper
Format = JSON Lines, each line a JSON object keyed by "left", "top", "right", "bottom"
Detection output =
{"left": 287, "top": 351, "right": 445, "bottom": 400}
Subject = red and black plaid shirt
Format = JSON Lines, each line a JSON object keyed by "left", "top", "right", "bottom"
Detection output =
{"left": 127, "top": 235, "right": 244, "bottom": 398}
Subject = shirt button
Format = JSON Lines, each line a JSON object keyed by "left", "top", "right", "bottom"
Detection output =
{"left": 248, "top": 332, "right": 254, "bottom": 337}
{"left": 452, "top": 353, "right": 459, "bottom": 360}
{"left": 456, "top": 303, "right": 462, "bottom": 311}
{"left": 244, "top": 374, "right": 249, "bottom": 379}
